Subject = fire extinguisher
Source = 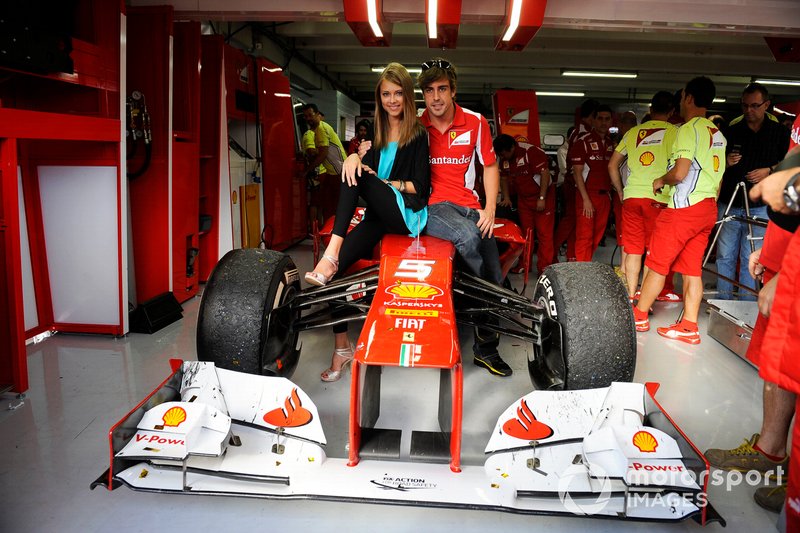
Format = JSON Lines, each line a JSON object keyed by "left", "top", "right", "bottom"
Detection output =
{"left": 126, "top": 90, "right": 152, "bottom": 179}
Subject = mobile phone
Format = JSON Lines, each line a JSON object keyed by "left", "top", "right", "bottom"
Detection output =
{"left": 730, "top": 144, "right": 742, "bottom": 155}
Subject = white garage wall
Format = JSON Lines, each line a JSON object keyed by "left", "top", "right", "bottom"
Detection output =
{"left": 37, "top": 166, "right": 120, "bottom": 326}
{"left": 17, "top": 166, "right": 38, "bottom": 332}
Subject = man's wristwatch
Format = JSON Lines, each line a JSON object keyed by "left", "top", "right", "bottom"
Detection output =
{"left": 784, "top": 172, "right": 800, "bottom": 212}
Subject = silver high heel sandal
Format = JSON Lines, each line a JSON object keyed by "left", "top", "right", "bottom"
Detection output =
{"left": 320, "top": 343, "right": 354, "bottom": 382}
{"left": 304, "top": 255, "right": 339, "bottom": 287}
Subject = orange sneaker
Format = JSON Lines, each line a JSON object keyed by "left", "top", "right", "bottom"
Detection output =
{"left": 657, "top": 290, "right": 683, "bottom": 302}
{"left": 632, "top": 305, "right": 650, "bottom": 332}
{"left": 657, "top": 321, "right": 700, "bottom": 344}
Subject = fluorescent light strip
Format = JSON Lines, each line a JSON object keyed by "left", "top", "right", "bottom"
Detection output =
{"left": 372, "top": 66, "right": 422, "bottom": 74}
{"left": 428, "top": 0, "right": 437, "bottom": 40}
{"left": 366, "top": 0, "right": 383, "bottom": 38}
{"left": 754, "top": 78, "right": 800, "bottom": 87}
{"left": 562, "top": 71, "right": 637, "bottom": 79}
{"left": 501, "top": 0, "right": 522, "bottom": 42}
{"left": 774, "top": 106, "right": 797, "bottom": 116}
{"left": 537, "top": 91, "right": 586, "bottom": 97}
{"left": 712, "top": 97, "right": 726, "bottom": 103}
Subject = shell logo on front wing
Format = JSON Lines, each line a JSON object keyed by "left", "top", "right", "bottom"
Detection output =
{"left": 162, "top": 406, "right": 187, "bottom": 428}
{"left": 386, "top": 282, "right": 443, "bottom": 300}
{"left": 632, "top": 430, "right": 658, "bottom": 453}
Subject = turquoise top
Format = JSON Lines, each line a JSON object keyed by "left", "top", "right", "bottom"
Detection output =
{"left": 378, "top": 142, "right": 428, "bottom": 237}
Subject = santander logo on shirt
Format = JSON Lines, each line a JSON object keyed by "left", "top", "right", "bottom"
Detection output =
{"left": 430, "top": 154, "right": 473, "bottom": 165}
{"left": 791, "top": 120, "right": 800, "bottom": 150}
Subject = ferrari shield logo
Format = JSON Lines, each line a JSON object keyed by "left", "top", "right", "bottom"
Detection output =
{"left": 449, "top": 130, "right": 471, "bottom": 146}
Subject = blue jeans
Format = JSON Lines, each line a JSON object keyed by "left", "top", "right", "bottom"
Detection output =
{"left": 426, "top": 202, "right": 503, "bottom": 285}
{"left": 426, "top": 201, "right": 503, "bottom": 357}
{"left": 715, "top": 205, "right": 766, "bottom": 300}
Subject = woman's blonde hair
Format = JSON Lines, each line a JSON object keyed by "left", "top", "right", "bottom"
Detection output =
{"left": 373, "top": 63, "right": 424, "bottom": 150}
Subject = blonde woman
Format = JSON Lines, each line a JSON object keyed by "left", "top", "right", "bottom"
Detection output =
{"left": 305, "top": 63, "right": 431, "bottom": 381}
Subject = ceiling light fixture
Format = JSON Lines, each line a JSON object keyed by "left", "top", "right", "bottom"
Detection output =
{"left": 712, "top": 97, "right": 726, "bottom": 103}
{"left": 501, "top": 0, "right": 523, "bottom": 41}
{"left": 562, "top": 70, "right": 638, "bottom": 79}
{"left": 426, "top": 0, "right": 461, "bottom": 49}
{"left": 428, "top": 0, "right": 438, "bottom": 39}
{"left": 754, "top": 78, "right": 800, "bottom": 87}
{"left": 343, "top": 0, "right": 391, "bottom": 46}
{"left": 366, "top": 0, "right": 383, "bottom": 38}
{"left": 536, "top": 91, "right": 586, "bottom": 97}
{"left": 495, "top": 0, "right": 545, "bottom": 52}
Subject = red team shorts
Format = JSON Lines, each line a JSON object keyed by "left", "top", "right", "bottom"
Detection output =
{"left": 622, "top": 198, "right": 667, "bottom": 255}
{"left": 645, "top": 198, "right": 716, "bottom": 277}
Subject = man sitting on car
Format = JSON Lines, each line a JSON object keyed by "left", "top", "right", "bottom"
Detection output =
{"left": 417, "top": 58, "right": 512, "bottom": 377}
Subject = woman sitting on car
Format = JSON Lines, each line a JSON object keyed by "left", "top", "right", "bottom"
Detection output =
{"left": 304, "top": 63, "right": 431, "bottom": 382}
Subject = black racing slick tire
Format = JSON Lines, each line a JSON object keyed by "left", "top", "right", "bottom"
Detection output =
{"left": 197, "top": 248, "right": 301, "bottom": 377}
{"left": 530, "top": 262, "right": 636, "bottom": 390}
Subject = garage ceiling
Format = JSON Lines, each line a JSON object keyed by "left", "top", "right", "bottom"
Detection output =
{"left": 133, "top": 0, "right": 800, "bottom": 116}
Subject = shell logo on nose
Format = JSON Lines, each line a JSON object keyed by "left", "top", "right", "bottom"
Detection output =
{"left": 632, "top": 430, "right": 658, "bottom": 453}
{"left": 162, "top": 406, "right": 187, "bottom": 427}
{"left": 386, "top": 283, "right": 443, "bottom": 300}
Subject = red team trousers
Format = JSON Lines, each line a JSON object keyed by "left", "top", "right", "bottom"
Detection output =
{"left": 518, "top": 194, "right": 556, "bottom": 273}
{"left": 575, "top": 190, "right": 611, "bottom": 262}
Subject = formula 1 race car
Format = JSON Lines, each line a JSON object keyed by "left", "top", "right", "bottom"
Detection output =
{"left": 93, "top": 217, "right": 723, "bottom": 526}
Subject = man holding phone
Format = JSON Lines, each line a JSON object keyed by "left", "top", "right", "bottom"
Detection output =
{"left": 715, "top": 83, "right": 789, "bottom": 300}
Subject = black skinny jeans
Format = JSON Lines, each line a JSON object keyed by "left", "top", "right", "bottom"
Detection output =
{"left": 331, "top": 172, "right": 411, "bottom": 334}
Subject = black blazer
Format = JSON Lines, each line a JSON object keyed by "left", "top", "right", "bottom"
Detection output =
{"left": 362, "top": 128, "right": 430, "bottom": 212}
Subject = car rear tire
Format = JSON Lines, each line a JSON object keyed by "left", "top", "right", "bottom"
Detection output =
{"left": 197, "top": 248, "right": 301, "bottom": 377}
{"left": 530, "top": 262, "right": 636, "bottom": 390}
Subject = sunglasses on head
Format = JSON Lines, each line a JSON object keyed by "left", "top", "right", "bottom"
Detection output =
{"left": 421, "top": 59, "right": 452, "bottom": 71}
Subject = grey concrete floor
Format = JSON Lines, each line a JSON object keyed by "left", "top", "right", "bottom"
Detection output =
{"left": 0, "top": 239, "right": 781, "bottom": 532}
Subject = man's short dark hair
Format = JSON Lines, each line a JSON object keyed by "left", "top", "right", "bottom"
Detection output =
{"left": 685, "top": 76, "right": 716, "bottom": 109}
{"left": 580, "top": 99, "right": 600, "bottom": 119}
{"left": 302, "top": 103, "right": 319, "bottom": 114}
{"left": 595, "top": 104, "right": 613, "bottom": 115}
{"left": 418, "top": 58, "right": 457, "bottom": 92}
{"left": 743, "top": 82, "right": 769, "bottom": 102}
{"left": 493, "top": 134, "right": 516, "bottom": 154}
{"left": 650, "top": 91, "right": 674, "bottom": 114}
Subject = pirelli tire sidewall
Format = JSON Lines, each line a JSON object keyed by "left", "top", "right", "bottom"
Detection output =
{"left": 196, "top": 248, "right": 300, "bottom": 377}
{"left": 533, "top": 262, "right": 636, "bottom": 389}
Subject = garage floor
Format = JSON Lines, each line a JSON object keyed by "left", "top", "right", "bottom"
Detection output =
{"left": 0, "top": 239, "right": 782, "bottom": 532}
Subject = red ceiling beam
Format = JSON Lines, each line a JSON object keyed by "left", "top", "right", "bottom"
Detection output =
{"left": 344, "top": 0, "right": 392, "bottom": 47}
{"left": 495, "top": 0, "right": 547, "bottom": 52}
{"left": 426, "top": 0, "right": 462, "bottom": 49}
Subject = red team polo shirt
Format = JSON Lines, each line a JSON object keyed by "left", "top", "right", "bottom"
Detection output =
{"left": 501, "top": 143, "right": 550, "bottom": 199}
{"left": 422, "top": 104, "right": 496, "bottom": 209}
{"left": 569, "top": 130, "right": 614, "bottom": 191}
